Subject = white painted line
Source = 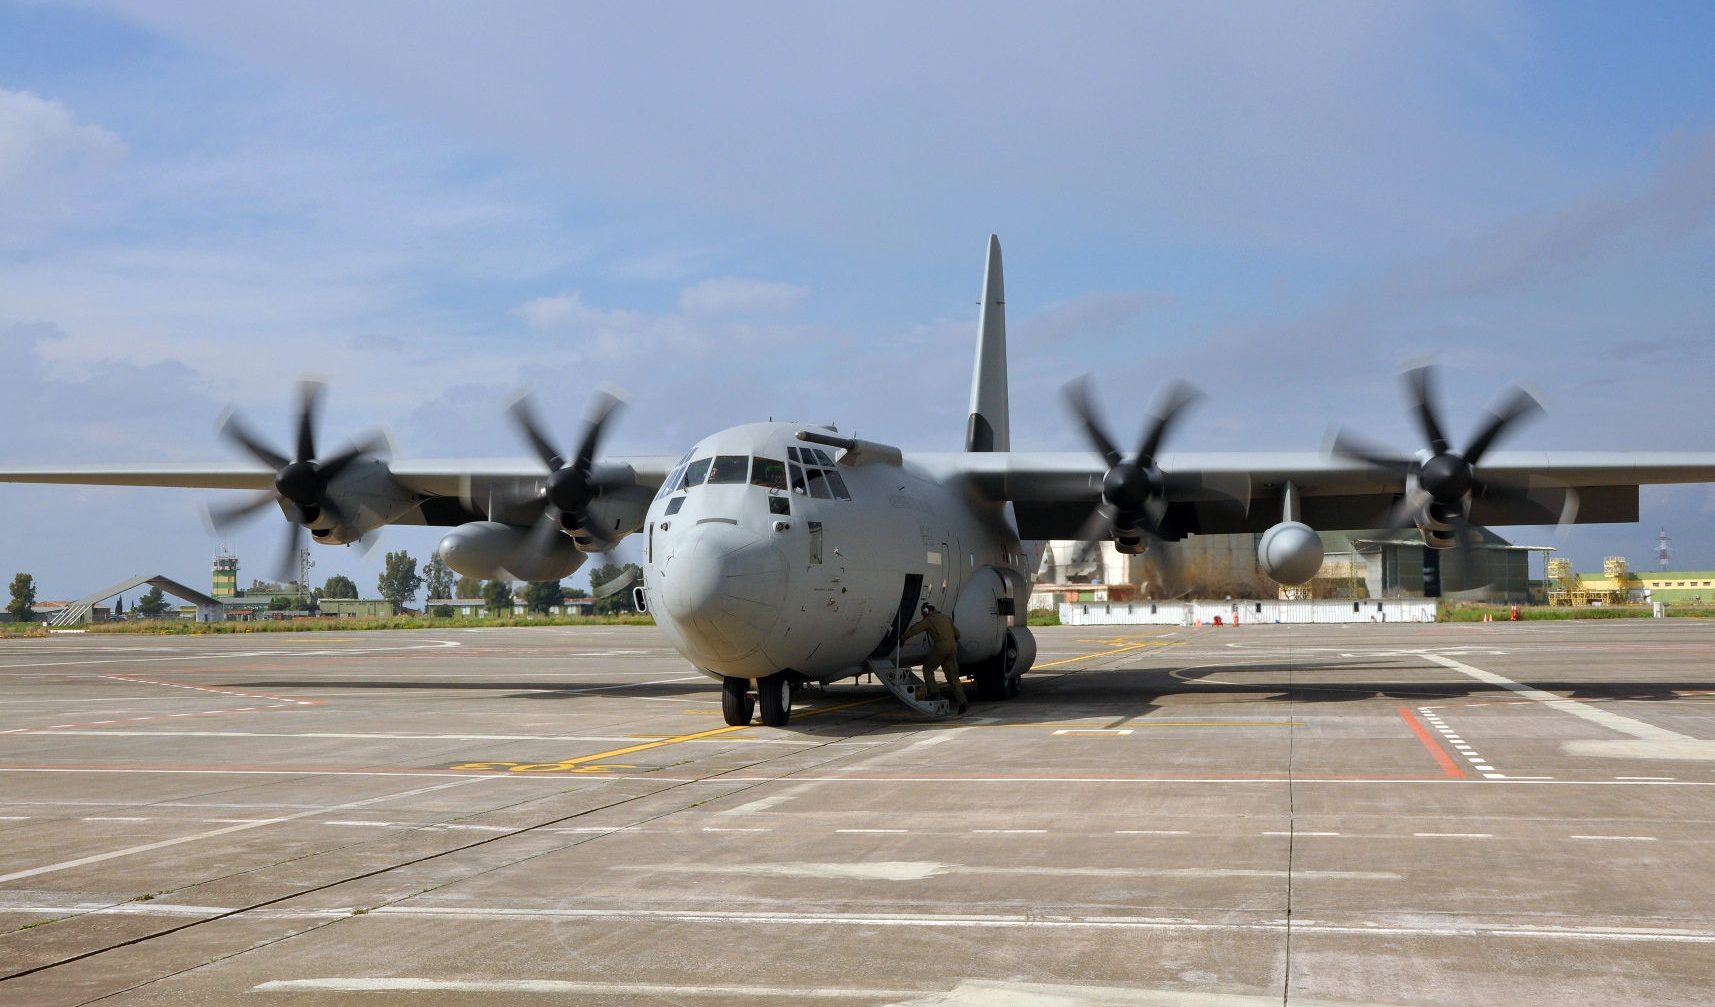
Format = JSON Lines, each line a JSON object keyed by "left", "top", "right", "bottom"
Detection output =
{"left": 1569, "top": 835, "right": 1657, "bottom": 841}
{"left": 1414, "top": 833, "right": 1492, "bottom": 838}
{"left": 1616, "top": 777, "right": 1676, "bottom": 781}
{"left": 0, "top": 779, "right": 479, "bottom": 884}
{"left": 82, "top": 816, "right": 150, "bottom": 822}
{"left": 836, "top": 829, "right": 908, "bottom": 834}
{"left": 1421, "top": 653, "right": 1711, "bottom": 746}
{"left": 1483, "top": 773, "right": 1508, "bottom": 779}
{"left": 0, "top": 816, "right": 31, "bottom": 821}
{"left": 1114, "top": 830, "right": 1189, "bottom": 835}
{"left": 254, "top": 979, "right": 928, "bottom": 998}
{"left": 971, "top": 829, "right": 1045, "bottom": 834}
{"left": 324, "top": 820, "right": 398, "bottom": 828}
{"left": 702, "top": 827, "right": 771, "bottom": 833}
{"left": 1052, "top": 729, "right": 1134, "bottom": 736}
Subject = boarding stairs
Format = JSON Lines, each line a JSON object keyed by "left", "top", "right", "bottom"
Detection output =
{"left": 863, "top": 658, "right": 952, "bottom": 719}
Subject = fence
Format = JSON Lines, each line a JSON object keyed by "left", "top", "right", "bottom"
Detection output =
{"left": 1059, "top": 599, "right": 1438, "bottom": 626}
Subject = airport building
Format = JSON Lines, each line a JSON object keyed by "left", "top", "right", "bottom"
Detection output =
{"left": 1549, "top": 556, "right": 1715, "bottom": 606}
{"left": 1031, "top": 526, "right": 1548, "bottom": 608}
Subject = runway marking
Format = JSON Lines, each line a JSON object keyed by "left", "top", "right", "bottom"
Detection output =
{"left": 613, "top": 863, "right": 1396, "bottom": 881}
{"left": 448, "top": 698, "right": 880, "bottom": 774}
{"left": 0, "top": 729, "right": 815, "bottom": 745}
{"left": 0, "top": 673, "right": 322, "bottom": 734}
{"left": 972, "top": 828, "right": 1045, "bottom": 834}
{"left": 1053, "top": 728, "right": 1133, "bottom": 736}
{"left": 837, "top": 828, "right": 908, "bottom": 834}
{"left": 1033, "top": 639, "right": 1181, "bottom": 670}
{"left": 0, "top": 778, "right": 480, "bottom": 884}
{"left": 253, "top": 979, "right": 930, "bottom": 998}
{"left": 0, "top": 639, "right": 461, "bottom": 669}
{"left": 1115, "top": 829, "right": 1188, "bottom": 835}
{"left": 1415, "top": 832, "right": 1492, "bottom": 838}
{"left": 1396, "top": 707, "right": 1466, "bottom": 778}
{"left": 1569, "top": 835, "right": 1657, "bottom": 841}
{"left": 1421, "top": 652, "right": 1715, "bottom": 762}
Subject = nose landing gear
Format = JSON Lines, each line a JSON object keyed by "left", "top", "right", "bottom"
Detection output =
{"left": 721, "top": 672, "right": 794, "bottom": 727}
{"left": 721, "top": 676, "right": 755, "bottom": 726}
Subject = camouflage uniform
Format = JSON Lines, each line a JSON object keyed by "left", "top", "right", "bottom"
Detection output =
{"left": 903, "top": 606, "right": 966, "bottom": 708}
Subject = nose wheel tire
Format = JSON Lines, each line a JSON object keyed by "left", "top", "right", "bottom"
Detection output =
{"left": 757, "top": 672, "right": 792, "bottom": 727}
{"left": 721, "top": 677, "right": 755, "bottom": 727}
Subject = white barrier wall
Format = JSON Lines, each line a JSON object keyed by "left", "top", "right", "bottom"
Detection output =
{"left": 1059, "top": 599, "right": 1438, "bottom": 626}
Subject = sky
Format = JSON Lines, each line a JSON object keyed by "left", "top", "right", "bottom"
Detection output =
{"left": 2, "top": 1, "right": 1713, "bottom": 600}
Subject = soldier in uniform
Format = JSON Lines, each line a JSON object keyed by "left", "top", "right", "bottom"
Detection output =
{"left": 903, "top": 602, "right": 967, "bottom": 713}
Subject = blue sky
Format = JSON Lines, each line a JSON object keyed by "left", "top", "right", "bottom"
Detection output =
{"left": 2, "top": 1, "right": 1713, "bottom": 599}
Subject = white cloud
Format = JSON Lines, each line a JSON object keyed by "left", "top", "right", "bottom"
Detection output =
{"left": 0, "top": 88, "right": 127, "bottom": 240}
{"left": 678, "top": 277, "right": 808, "bottom": 317}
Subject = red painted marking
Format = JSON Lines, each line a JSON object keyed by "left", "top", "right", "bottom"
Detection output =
{"left": 1397, "top": 706, "right": 1466, "bottom": 779}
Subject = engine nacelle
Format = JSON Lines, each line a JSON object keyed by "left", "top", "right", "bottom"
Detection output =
{"left": 438, "top": 521, "right": 586, "bottom": 582}
{"left": 953, "top": 567, "right": 1012, "bottom": 664}
{"left": 1257, "top": 521, "right": 1324, "bottom": 586}
{"left": 305, "top": 457, "right": 418, "bottom": 545}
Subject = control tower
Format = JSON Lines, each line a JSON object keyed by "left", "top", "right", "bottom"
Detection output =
{"left": 212, "top": 547, "right": 239, "bottom": 598}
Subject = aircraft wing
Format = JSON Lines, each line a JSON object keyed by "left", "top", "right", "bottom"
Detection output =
{"left": 0, "top": 456, "right": 680, "bottom": 525}
{"left": 919, "top": 450, "right": 1715, "bottom": 540}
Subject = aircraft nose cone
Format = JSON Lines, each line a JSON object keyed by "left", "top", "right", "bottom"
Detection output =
{"left": 661, "top": 523, "right": 786, "bottom": 663}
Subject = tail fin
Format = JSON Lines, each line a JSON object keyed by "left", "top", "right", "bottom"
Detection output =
{"left": 966, "top": 234, "right": 1009, "bottom": 452}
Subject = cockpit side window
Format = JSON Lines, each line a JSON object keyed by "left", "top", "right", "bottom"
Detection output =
{"left": 750, "top": 457, "right": 787, "bottom": 490}
{"left": 656, "top": 465, "right": 686, "bottom": 499}
{"left": 788, "top": 461, "right": 807, "bottom": 494}
{"left": 805, "top": 468, "right": 833, "bottom": 499}
{"left": 708, "top": 455, "right": 749, "bottom": 484}
{"left": 823, "top": 469, "right": 851, "bottom": 500}
{"left": 809, "top": 448, "right": 835, "bottom": 466}
{"left": 682, "top": 457, "right": 712, "bottom": 487}
{"left": 664, "top": 496, "right": 685, "bottom": 515}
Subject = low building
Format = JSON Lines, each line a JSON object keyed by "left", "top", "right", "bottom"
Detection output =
{"left": 319, "top": 599, "right": 397, "bottom": 619}
{"left": 424, "top": 597, "right": 597, "bottom": 618}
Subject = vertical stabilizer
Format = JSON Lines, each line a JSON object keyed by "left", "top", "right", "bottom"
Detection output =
{"left": 966, "top": 234, "right": 1009, "bottom": 452}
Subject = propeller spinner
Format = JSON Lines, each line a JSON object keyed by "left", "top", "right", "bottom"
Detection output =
{"left": 207, "top": 380, "right": 388, "bottom": 583}
{"left": 1331, "top": 365, "right": 1575, "bottom": 561}
{"left": 502, "top": 388, "right": 627, "bottom": 573}
{"left": 1062, "top": 376, "right": 1249, "bottom": 596}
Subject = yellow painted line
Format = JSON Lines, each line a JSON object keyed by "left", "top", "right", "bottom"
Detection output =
{"left": 451, "top": 697, "right": 881, "bottom": 773}
{"left": 987, "top": 720, "right": 1301, "bottom": 730}
{"left": 1035, "top": 639, "right": 1180, "bottom": 670}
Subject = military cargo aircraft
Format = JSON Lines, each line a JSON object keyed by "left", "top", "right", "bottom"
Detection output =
{"left": 6, "top": 236, "right": 1715, "bottom": 725}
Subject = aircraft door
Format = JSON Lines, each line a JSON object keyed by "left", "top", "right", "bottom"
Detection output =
{"left": 869, "top": 573, "right": 924, "bottom": 660}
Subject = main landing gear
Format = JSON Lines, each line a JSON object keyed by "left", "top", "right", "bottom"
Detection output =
{"left": 721, "top": 672, "right": 794, "bottom": 727}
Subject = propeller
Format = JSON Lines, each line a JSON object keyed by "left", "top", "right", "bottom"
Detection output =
{"left": 1062, "top": 376, "right": 1249, "bottom": 597}
{"left": 206, "top": 380, "right": 388, "bottom": 583}
{"left": 502, "top": 388, "right": 627, "bottom": 573}
{"left": 1330, "top": 365, "right": 1576, "bottom": 577}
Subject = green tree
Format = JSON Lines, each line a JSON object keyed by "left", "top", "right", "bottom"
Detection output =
{"left": 7, "top": 573, "right": 37, "bottom": 623}
{"left": 376, "top": 551, "right": 423, "bottom": 614}
{"left": 136, "top": 586, "right": 170, "bottom": 619}
{"left": 423, "top": 554, "right": 455, "bottom": 617}
{"left": 589, "top": 563, "right": 642, "bottom": 615}
{"left": 523, "top": 580, "right": 564, "bottom": 615}
{"left": 483, "top": 579, "right": 515, "bottom": 614}
{"left": 565, "top": 586, "right": 590, "bottom": 600}
{"left": 454, "top": 574, "right": 481, "bottom": 599}
{"left": 322, "top": 574, "right": 358, "bottom": 600}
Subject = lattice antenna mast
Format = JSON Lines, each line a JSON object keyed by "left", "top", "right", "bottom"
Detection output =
{"left": 297, "top": 548, "right": 314, "bottom": 590}
{"left": 1657, "top": 527, "right": 1671, "bottom": 571}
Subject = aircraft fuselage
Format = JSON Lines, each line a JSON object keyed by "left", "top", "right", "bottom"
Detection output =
{"left": 642, "top": 422, "right": 1036, "bottom": 685}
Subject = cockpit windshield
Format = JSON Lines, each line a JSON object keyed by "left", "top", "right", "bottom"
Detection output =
{"left": 707, "top": 455, "right": 749, "bottom": 484}
{"left": 681, "top": 457, "right": 711, "bottom": 488}
{"left": 750, "top": 457, "right": 788, "bottom": 490}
